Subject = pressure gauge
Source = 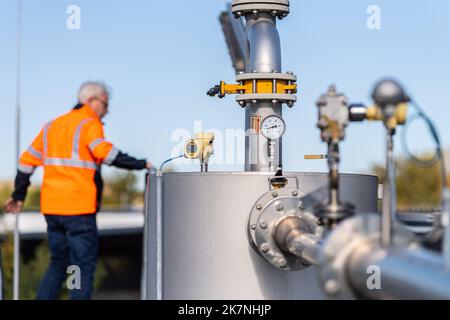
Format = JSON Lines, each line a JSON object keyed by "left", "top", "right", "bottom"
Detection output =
{"left": 261, "top": 115, "right": 286, "bottom": 140}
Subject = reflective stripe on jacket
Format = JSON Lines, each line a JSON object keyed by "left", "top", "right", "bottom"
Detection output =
{"left": 18, "top": 105, "right": 119, "bottom": 215}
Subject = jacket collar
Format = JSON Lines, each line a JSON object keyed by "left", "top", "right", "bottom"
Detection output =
{"left": 76, "top": 104, "right": 100, "bottom": 120}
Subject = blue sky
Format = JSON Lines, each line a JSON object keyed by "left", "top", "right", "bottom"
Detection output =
{"left": 1, "top": 0, "right": 449, "bottom": 183}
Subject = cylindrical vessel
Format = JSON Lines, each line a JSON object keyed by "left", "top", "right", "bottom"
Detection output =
{"left": 143, "top": 171, "right": 378, "bottom": 299}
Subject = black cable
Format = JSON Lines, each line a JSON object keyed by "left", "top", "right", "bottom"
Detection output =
{"left": 401, "top": 101, "right": 441, "bottom": 167}
{"left": 401, "top": 100, "right": 447, "bottom": 208}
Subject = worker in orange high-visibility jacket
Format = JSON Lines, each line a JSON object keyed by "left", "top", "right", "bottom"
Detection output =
{"left": 5, "top": 81, "right": 152, "bottom": 300}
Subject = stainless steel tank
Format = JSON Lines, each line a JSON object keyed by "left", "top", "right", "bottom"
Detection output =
{"left": 142, "top": 171, "right": 378, "bottom": 300}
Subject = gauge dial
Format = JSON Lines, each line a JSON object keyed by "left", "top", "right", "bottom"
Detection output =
{"left": 261, "top": 115, "right": 286, "bottom": 140}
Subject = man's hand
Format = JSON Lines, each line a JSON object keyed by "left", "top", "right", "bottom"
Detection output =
{"left": 146, "top": 162, "right": 154, "bottom": 170}
{"left": 4, "top": 197, "right": 24, "bottom": 214}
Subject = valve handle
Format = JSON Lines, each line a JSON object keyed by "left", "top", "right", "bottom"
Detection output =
{"left": 207, "top": 84, "right": 224, "bottom": 98}
{"left": 304, "top": 154, "right": 328, "bottom": 160}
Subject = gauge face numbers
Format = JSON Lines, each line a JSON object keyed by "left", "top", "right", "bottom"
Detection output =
{"left": 261, "top": 115, "right": 286, "bottom": 140}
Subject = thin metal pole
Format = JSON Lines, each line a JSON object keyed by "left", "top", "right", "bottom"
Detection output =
{"left": 381, "top": 132, "right": 395, "bottom": 247}
{"left": 442, "top": 188, "right": 450, "bottom": 268}
{"left": 0, "top": 239, "right": 3, "bottom": 300}
{"left": 140, "top": 171, "right": 150, "bottom": 300}
{"left": 13, "top": 0, "right": 22, "bottom": 301}
{"left": 156, "top": 171, "right": 163, "bottom": 300}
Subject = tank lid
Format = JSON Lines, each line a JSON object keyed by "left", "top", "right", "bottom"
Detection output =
{"left": 231, "top": 0, "right": 290, "bottom": 18}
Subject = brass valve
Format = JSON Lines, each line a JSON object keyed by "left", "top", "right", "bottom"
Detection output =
{"left": 349, "top": 102, "right": 409, "bottom": 130}
{"left": 366, "top": 103, "right": 408, "bottom": 129}
{"left": 349, "top": 79, "right": 410, "bottom": 131}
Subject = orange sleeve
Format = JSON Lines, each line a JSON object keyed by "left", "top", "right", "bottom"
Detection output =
{"left": 18, "top": 128, "right": 44, "bottom": 174}
{"left": 84, "top": 120, "right": 119, "bottom": 165}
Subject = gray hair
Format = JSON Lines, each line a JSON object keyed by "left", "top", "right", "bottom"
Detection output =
{"left": 77, "top": 81, "right": 110, "bottom": 104}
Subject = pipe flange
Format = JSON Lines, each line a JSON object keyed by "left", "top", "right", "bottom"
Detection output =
{"left": 236, "top": 72, "right": 297, "bottom": 82}
{"left": 236, "top": 93, "right": 297, "bottom": 106}
{"left": 317, "top": 214, "right": 416, "bottom": 299}
{"left": 234, "top": 72, "right": 298, "bottom": 108}
{"left": 232, "top": 0, "right": 290, "bottom": 18}
{"left": 248, "top": 187, "right": 304, "bottom": 246}
{"left": 248, "top": 188, "right": 321, "bottom": 270}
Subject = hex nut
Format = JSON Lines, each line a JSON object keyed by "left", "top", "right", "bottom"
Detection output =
{"left": 324, "top": 279, "right": 340, "bottom": 295}
{"left": 260, "top": 243, "right": 270, "bottom": 253}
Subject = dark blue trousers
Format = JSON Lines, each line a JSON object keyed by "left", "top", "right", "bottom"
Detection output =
{"left": 36, "top": 214, "right": 98, "bottom": 300}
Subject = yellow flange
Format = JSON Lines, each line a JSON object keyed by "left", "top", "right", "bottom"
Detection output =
{"left": 220, "top": 79, "right": 297, "bottom": 96}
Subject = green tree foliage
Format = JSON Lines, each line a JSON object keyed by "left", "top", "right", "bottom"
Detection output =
{"left": 0, "top": 182, "right": 41, "bottom": 213}
{"left": 371, "top": 155, "right": 448, "bottom": 211}
{"left": 102, "top": 171, "right": 142, "bottom": 210}
{"left": 23, "top": 188, "right": 41, "bottom": 212}
{"left": 0, "top": 183, "right": 13, "bottom": 212}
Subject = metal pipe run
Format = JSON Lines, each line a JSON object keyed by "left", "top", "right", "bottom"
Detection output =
{"left": 381, "top": 132, "right": 396, "bottom": 246}
{"left": 244, "top": 13, "right": 283, "bottom": 172}
{"left": 274, "top": 216, "right": 321, "bottom": 266}
{"left": 246, "top": 14, "right": 281, "bottom": 73}
{"left": 347, "top": 241, "right": 450, "bottom": 300}
{"left": 284, "top": 233, "right": 321, "bottom": 267}
{"left": 275, "top": 214, "right": 450, "bottom": 299}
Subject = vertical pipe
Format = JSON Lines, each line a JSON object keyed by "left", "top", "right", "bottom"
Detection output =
{"left": 142, "top": 171, "right": 163, "bottom": 300}
{"left": 268, "top": 139, "right": 276, "bottom": 171}
{"left": 442, "top": 188, "right": 450, "bottom": 268}
{"left": 328, "top": 142, "right": 340, "bottom": 209}
{"left": 155, "top": 172, "right": 163, "bottom": 300}
{"left": 13, "top": 0, "right": 22, "bottom": 301}
{"left": 246, "top": 14, "right": 281, "bottom": 73}
{"left": 0, "top": 242, "right": 3, "bottom": 300}
{"left": 381, "top": 133, "right": 395, "bottom": 246}
{"left": 244, "top": 13, "right": 282, "bottom": 172}
{"left": 140, "top": 171, "right": 150, "bottom": 300}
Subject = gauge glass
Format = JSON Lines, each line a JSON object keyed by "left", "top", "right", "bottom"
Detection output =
{"left": 261, "top": 116, "right": 286, "bottom": 140}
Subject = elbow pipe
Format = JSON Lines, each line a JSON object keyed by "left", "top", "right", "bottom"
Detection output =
{"left": 245, "top": 13, "right": 282, "bottom": 73}
{"left": 274, "top": 216, "right": 321, "bottom": 267}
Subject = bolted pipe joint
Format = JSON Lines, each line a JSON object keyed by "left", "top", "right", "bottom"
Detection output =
{"left": 248, "top": 187, "right": 321, "bottom": 270}
{"left": 214, "top": 1, "right": 296, "bottom": 171}
{"left": 232, "top": 0, "right": 290, "bottom": 19}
